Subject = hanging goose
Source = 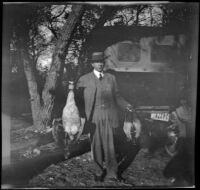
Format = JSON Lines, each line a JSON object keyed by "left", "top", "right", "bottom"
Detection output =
{"left": 62, "top": 81, "right": 85, "bottom": 142}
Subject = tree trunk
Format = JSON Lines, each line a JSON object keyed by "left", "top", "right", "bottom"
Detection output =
{"left": 40, "top": 4, "right": 83, "bottom": 131}
{"left": 21, "top": 47, "right": 42, "bottom": 129}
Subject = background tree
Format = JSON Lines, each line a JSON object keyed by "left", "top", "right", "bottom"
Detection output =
{"left": 6, "top": 3, "right": 83, "bottom": 131}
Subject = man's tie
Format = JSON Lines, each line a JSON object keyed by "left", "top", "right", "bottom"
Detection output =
{"left": 99, "top": 73, "right": 103, "bottom": 80}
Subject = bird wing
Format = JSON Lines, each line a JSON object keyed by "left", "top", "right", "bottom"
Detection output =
{"left": 76, "top": 118, "right": 86, "bottom": 140}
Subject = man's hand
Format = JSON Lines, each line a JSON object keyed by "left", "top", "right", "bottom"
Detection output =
{"left": 126, "top": 104, "right": 134, "bottom": 112}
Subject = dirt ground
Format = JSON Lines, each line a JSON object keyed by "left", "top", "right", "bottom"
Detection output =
{"left": 9, "top": 115, "right": 174, "bottom": 188}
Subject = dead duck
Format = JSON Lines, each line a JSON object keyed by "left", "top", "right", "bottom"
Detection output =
{"left": 123, "top": 110, "right": 142, "bottom": 142}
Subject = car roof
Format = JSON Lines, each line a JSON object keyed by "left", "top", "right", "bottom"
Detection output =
{"left": 88, "top": 25, "right": 190, "bottom": 51}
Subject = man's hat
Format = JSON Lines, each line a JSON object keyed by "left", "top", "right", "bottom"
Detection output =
{"left": 90, "top": 52, "right": 108, "bottom": 62}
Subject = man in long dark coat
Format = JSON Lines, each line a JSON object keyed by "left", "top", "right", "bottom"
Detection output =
{"left": 75, "top": 52, "right": 134, "bottom": 182}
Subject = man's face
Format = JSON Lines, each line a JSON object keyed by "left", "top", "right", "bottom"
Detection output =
{"left": 91, "top": 61, "right": 105, "bottom": 72}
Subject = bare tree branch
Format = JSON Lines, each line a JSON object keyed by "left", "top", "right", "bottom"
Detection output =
{"left": 51, "top": 6, "right": 67, "bottom": 20}
{"left": 135, "top": 5, "right": 148, "bottom": 25}
{"left": 121, "top": 11, "right": 129, "bottom": 25}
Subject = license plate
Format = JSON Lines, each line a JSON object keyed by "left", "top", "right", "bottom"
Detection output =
{"left": 151, "top": 112, "right": 170, "bottom": 122}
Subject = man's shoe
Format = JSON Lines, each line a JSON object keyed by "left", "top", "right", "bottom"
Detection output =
{"left": 94, "top": 174, "right": 104, "bottom": 182}
{"left": 105, "top": 176, "right": 119, "bottom": 182}
{"left": 94, "top": 169, "right": 106, "bottom": 182}
{"left": 117, "top": 175, "right": 135, "bottom": 186}
{"left": 117, "top": 175, "right": 126, "bottom": 182}
{"left": 108, "top": 176, "right": 127, "bottom": 183}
